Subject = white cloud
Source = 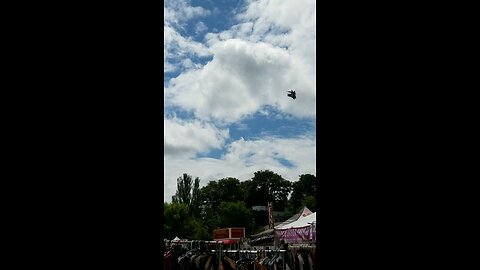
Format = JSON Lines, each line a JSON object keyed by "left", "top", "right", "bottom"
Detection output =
{"left": 165, "top": 39, "right": 315, "bottom": 122}
{"left": 211, "top": 0, "right": 316, "bottom": 64}
{"left": 195, "top": 21, "right": 208, "bottom": 35}
{"left": 164, "top": 0, "right": 211, "bottom": 27}
{"left": 164, "top": 24, "right": 212, "bottom": 73}
{"left": 164, "top": 0, "right": 213, "bottom": 73}
{"left": 164, "top": 136, "right": 316, "bottom": 202}
{"left": 165, "top": 0, "right": 316, "bottom": 122}
{"left": 164, "top": 117, "right": 229, "bottom": 158}
{"left": 163, "top": 0, "right": 317, "bottom": 202}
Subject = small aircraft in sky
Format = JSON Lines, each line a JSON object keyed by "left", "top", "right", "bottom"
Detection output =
{"left": 287, "top": 90, "right": 296, "bottom": 100}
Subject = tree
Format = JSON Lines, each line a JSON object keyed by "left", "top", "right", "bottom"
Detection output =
{"left": 184, "top": 218, "right": 212, "bottom": 240}
{"left": 301, "top": 195, "right": 316, "bottom": 212}
{"left": 197, "top": 180, "right": 219, "bottom": 235}
{"left": 239, "top": 180, "right": 255, "bottom": 204}
{"left": 193, "top": 221, "right": 212, "bottom": 240}
{"left": 198, "top": 181, "right": 219, "bottom": 212}
{"left": 163, "top": 202, "right": 190, "bottom": 239}
{"left": 216, "top": 201, "right": 253, "bottom": 235}
{"left": 199, "top": 177, "right": 243, "bottom": 214}
{"left": 216, "top": 177, "right": 243, "bottom": 203}
{"left": 289, "top": 174, "right": 317, "bottom": 213}
{"left": 172, "top": 173, "right": 201, "bottom": 218}
{"left": 198, "top": 177, "right": 245, "bottom": 235}
{"left": 164, "top": 201, "right": 210, "bottom": 240}
{"left": 240, "top": 170, "right": 292, "bottom": 233}
{"left": 246, "top": 170, "right": 292, "bottom": 211}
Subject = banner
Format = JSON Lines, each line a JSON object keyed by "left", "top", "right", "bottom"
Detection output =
{"left": 268, "top": 202, "right": 274, "bottom": 229}
{"left": 274, "top": 226, "right": 311, "bottom": 244}
{"left": 311, "top": 223, "right": 316, "bottom": 242}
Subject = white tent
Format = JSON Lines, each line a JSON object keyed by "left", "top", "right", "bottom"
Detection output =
{"left": 275, "top": 207, "right": 313, "bottom": 229}
{"left": 274, "top": 212, "right": 316, "bottom": 244}
{"left": 276, "top": 212, "right": 316, "bottom": 229}
{"left": 249, "top": 207, "right": 313, "bottom": 245}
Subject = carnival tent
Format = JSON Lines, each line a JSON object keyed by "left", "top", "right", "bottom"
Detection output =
{"left": 274, "top": 212, "right": 316, "bottom": 244}
{"left": 249, "top": 207, "right": 313, "bottom": 246}
{"left": 276, "top": 212, "right": 316, "bottom": 229}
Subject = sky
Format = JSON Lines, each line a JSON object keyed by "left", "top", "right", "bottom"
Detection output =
{"left": 164, "top": 0, "right": 316, "bottom": 202}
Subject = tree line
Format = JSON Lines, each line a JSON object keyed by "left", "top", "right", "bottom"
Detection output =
{"left": 163, "top": 170, "right": 316, "bottom": 240}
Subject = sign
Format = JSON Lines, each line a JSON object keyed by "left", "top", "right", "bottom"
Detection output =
{"left": 230, "top": 228, "right": 245, "bottom": 238}
{"left": 268, "top": 202, "right": 274, "bottom": 229}
{"left": 213, "top": 227, "right": 245, "bottom": 240}
{"left": 252, "top": 205, "right": 267, "bottom": 211}
{"left": 213, "top": 228, "right": 229, "bottom": 239}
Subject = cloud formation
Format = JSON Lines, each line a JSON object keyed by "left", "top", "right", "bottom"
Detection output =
{"left": 164, "top": 0, "right": 316, "bottom": 202}
{"left": 164, "top": 0, "right": 212, "bottom": 73}
{"left": 164, "top": 136, "right": 316, "bottom": 202}
{"left": 164, "top": 117, "right": 229, "bottom": 158}
{"left": 165, "top": 0, "right": 316, "bottom": 122}
{"left": 166, "top": 39, "right": 315, "bottom": 122}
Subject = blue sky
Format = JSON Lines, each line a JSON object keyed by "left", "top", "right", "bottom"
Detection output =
{"left": 164, "top": 0, "right": 316, "bottom": 202}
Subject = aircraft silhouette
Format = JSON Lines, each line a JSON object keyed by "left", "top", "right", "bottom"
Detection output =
{"left": 287, "top": 90, "right": 296, "bottom": 100}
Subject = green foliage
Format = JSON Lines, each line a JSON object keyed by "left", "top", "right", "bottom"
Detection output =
{"left": 172, "top": 173, "right": 201, "bottom": 218}
{"left": 199, "top": 177, "right": 243, "bottom": 214}
{"left": 301, "top": 195, "right": 316, "bottom": 212}
{"left": 191, "top": 221, "right": 211, "bottom": 240}
{"left": 216, "top": 177, "right": 243, "bottom": 203}
{"left": 190, "top": 177, "right": 201, "bottom": 218}
{"left": 172, "top": 174, "right": 192, "bottom": 204}
{"left": 198, "top": 177, "right": 245, "bottom": 232}
{"left": 163, "top": 202, "right": 190, "bottom": 239}
{"left": 289, "top": 174, "right": 317, "bottom": 214}
{"left": 164, "top": 170, "right": 316, "bottom": 241}
{"left": 245, "top": 170, "right": 292, "bottom": 211}
{"left": 239, "top": 180, "right": 255, "bottom": 202}
{"left": 164, "top": 202, "right": 211, "bottom": 240}
{"left": 216, "top": 201, "right": 252, "bottom": 235}
{"left": 184, "top": 218, "right": 211, "bottom": 240}
{"left": 199, "top": 180, "right": 219, "bottom": 210}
